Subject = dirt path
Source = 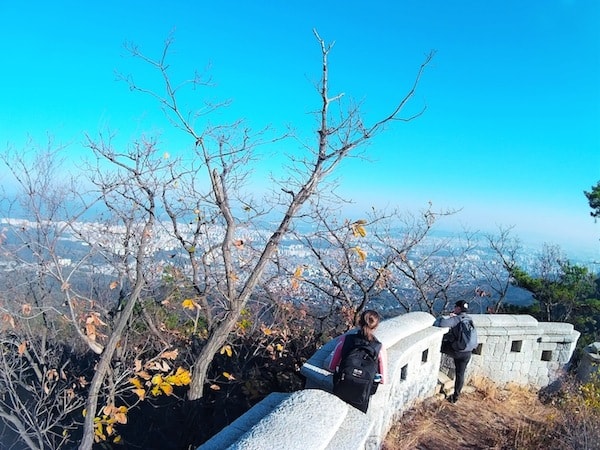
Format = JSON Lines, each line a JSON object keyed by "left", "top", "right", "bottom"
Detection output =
{"left": 383, "top": 381, "right": 574, "bottom": 450}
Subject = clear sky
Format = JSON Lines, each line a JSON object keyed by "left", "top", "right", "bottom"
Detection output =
{"left": 1, "top": 0, "right": 599, "bottom": 260}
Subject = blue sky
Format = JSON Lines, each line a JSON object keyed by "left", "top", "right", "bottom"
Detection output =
{"left": 1, "top": 1, "right": 599, "bottom": 259}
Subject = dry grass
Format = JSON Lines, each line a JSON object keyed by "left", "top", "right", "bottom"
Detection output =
{"left": 383, "top": 376, "right": 598, "bottom": 450}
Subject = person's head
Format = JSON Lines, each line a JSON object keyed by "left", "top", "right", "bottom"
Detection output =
{"left": 358, "top": 309, "right": 381, "bottom": 341}
{"left": 454, "top": 300, "right": 468, "bottom": 313}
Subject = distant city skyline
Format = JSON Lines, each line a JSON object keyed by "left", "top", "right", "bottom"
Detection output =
{"left": 0, "top": 1, "right": 598, "bottom": 261}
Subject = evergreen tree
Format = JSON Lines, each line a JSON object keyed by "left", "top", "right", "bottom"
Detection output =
{"left": 584, "top": 181, "right": 600, "bottom": 220}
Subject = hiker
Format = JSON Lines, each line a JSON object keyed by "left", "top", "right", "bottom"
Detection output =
{"left": 328, "top": 309, "right": 388, "bottom": 413}
{"left": 434, "top": 300, "right": 478, "bottom": 403}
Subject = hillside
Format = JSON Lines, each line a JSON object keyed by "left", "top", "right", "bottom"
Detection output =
{"left": 383, "top": 378, "right": 599, "bottom": 450}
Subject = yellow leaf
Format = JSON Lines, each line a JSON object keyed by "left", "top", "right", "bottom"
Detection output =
{"left": 275, "top": 343, "right": 284, "bottom": 352}
{"left": 174, "top": 367, "right": 191, "bottom": 385}
{"left": 129, "top": 377, "right": 143, "bottom": 389}
{"left": 182, "top": 298, "right": 196, "bottom": 310}
{"left": 160, "top": 382, "right": 173, "bottom": 395}
{"left": 82, "top": 409, "right": 87, "bottom": 417}
{"left": 151, "top": 374, "right": 163, "bottom": 386}
{"left": 132, "top": 388, "right": 146, "bottom": 400}
{"left": 262, "top": 327, "right": 272, "bottom": 336}
{"left": 353, "top": 246, "right": 367, "bottom": 262}
{"left": 114, "top": 435, "right": 122, "bottom": 443}
{"left": 166, "top": 367, "right": 192, "bottom": 386}
{"left": 220, "top": 345, "right": 233, "bottom": 357}
{"left": 293, "top": 265, "right": 304, "bottom": 278}
{"left": 350, "top": 220, "right": 368, "bottom": 237}
{"left": 150, "top": 385, "right": 161, "bottom": 396}
{"left": 223, "top": 371, "right": 236, "bottom": 381}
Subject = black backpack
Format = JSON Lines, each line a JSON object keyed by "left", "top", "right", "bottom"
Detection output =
{"left": 451, "top": 316, "right": 477, "bottom": 352}
{"left": 333, "top": 333, "right": 381, "bottom": 412}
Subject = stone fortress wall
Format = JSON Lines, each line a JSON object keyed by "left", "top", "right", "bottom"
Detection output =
{"left": 199, "top": 312, "right": 581, "bottom": 450}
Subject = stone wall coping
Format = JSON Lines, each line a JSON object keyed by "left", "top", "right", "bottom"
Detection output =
{"left": 199, "top": 392, "right": 291, "bottom": 450}
{"left": 470, "top": 314, "right": 538, "bottom": 328}
{"left": 539, "top": 322, "right": 578, "bottom": 335}
{"left": 200, "top": 390, "right": 349, "bottom": 450}
{"left": 375, "top": 311, "right": 435, "bottom": 348}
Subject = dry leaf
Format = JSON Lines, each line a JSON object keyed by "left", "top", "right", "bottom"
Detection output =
{"left": 3, "top": 313, "right": 15, "bottom": 328}
{"left": 291, "top": 277, "right": 301, "bottom": 291}
{"left": 161, "top": 349, "right": 179, "bottom": 360}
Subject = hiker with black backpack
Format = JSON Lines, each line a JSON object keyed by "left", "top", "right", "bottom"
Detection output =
{"left": 328, "top": 310, "right": 388, "bottom": 413}
{"left": 434, "top": 300, "right": 478, "bottom": 404}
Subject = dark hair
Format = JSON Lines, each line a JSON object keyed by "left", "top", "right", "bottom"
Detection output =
{"left": 358, "top": 310, "right": 381, "bottom": 341}
{"left": 455, "top": 300, "right": 468, "bottom": 312}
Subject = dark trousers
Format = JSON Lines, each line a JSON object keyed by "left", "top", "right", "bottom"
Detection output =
{"left": 453, "top": 352, "right": 471, "bottom": 397}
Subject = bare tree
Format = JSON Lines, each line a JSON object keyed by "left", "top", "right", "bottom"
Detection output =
{"left": 382, "top": 209, "right": 476, "bottom": 314}
{"left": 0, "top": 336, "right": 86, "bottom": 450}
{"left": 0, "top": 142, "right": 110, "bottom": 449}
{"left": 475, "top": 226, "right": 522, "bottom": 312}
{"left": 284, "top": 204, "right": 457, "bottom": 329}
{"left": 77, "top": 135, "right": 176, "bottom": 449}
{"left": 3, "top": 31, "right": 434, "bottom": 448}
{"left": 114, "top": 31, "right": 434, "bottom": 401}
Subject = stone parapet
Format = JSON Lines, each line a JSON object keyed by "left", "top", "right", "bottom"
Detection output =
{"left": 198, "top": 313, "right": 580, "bottom": 450}
{"left": 450, "top": 314, "right": 581, "bottom": 388}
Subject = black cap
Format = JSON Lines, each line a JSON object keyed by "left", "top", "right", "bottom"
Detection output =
{"left": 455, "top": 300, "right": 468, "bottom": 312}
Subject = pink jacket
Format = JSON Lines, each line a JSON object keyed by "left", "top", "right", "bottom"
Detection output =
{"left": 328, "top": 334, "right": 388, "bottom": 384}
